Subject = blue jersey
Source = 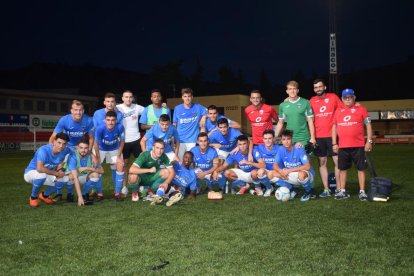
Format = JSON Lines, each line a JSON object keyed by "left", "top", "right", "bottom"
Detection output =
{"left": 274, "top": 146, "right": 310, "bottom": 169}
{"left": 53, "top": 114, "right": 94, "bottom": 147}
{"left": 144, "top": 123, "right": 179, "bottom": 153}
{"left": 67, "top": 151, "right": 91, "bottom": 171}
{"left": 205, "top": 115, "right": 234, "bottom": 133}
{"left": 173, "top": 103, "right": 207, "bottom": 143}
{"left": 172, "top": 162, "right": 197, "bottom": 191}
{"left": 225, "top": 151, "right": 257, "bottom": 173}
{"left": 25, "top": 144, "right": 71, "bottom": 173}
{"left": 139, "top": 105, "right": 171, "bottom": 125}
{"left": 94, "top": 124, "right": 125, "bottom": 151}
{"left": 253, "top": 144, "right": 280, "bottom": 170}
{"left": 208, "top": 127, "right": 242, "bottom": 153}
{"left": 93, "top": 108, "right": 123, "bottom": 130}
{"left": 191, "top": 146, "right": 218, "bottom": 172}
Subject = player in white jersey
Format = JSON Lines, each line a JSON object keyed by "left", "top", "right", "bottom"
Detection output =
{"left": 116, "top": 90, "right": 145, "bottom": 196}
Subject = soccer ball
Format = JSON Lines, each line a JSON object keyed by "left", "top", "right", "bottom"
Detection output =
{"left": 275, "top": 187, "right": 290, "bottom": 202}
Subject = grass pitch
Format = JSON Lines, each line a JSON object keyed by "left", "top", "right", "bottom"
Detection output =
{"left": 0, "top": 145, "right": 413, "bottom": 275}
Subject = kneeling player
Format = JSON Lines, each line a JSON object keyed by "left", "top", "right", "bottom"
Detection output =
{"left": 127, "top": 139, "right": 175, "bottom": 205}
{"left": 268, "top": 130, "right": 315, "bottom": 201}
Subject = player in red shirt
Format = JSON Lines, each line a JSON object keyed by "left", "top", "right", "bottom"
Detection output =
{"left": 244, "top": 90, "right": 278, "bottom": 145}
{"left": 332, "top": 89, "right": 373, "bottom": 201}
{"left": 310, "top": 79, "right": 344, "bottom": 198}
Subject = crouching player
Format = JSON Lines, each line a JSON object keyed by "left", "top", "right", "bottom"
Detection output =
{"left": 166, "top": 151, "right": 197, "bottom": 206}
{"left": 268, "top": 130, "right": 315, "bottom": 201}
{"left": 24, "top": 133, "right": 76, "bottom": 207}
{"left": 93, "top": 110, "right": 125, "bottom": 201}
{"left": 67, "top": 138, "right": 104, "bottom": 205}
{"left": 213, "top": 135, "right": 262, "bottom": 195}
{"left": 127, "top": 139, "right": 175, "bottom": 205}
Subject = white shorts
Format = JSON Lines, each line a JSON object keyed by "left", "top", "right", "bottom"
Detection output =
{"left": 286, "top": 171, "right": 314, "bottom": 185}
{"left": 229, "top": 168, "right": 257, "bottom": 184}
{"left": 98, "top": 149, "right": 122, "bottom": 165}
{"left": 24, "top": 170, "right": 56, "bottom": 186}
{"left": 216, "top": 149, "right": 230, "bottom": 159}
{"left": 178, "top": 143, "right": 196, "bottom": 160}
{"left": 194, "top": 168, "right": 212, "bottom": 181}
{"left": 165, "top": 151, "right": 177, "bottom": 162}
{"left": 68, "top": 174, "right": 88, "bottom": 185}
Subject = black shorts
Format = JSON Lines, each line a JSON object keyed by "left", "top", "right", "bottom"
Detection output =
{"left": 314, "top": 137, "right": 337, "bottom": 157}
{"left": 338, "top": 147, "right": 366, "bottom": 171}
{"left": 122, "top": 139, "right": 142, "bottom": 160}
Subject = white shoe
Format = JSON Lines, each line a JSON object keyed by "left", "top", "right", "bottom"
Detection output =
{"left": 131, "top": 192, "right": 139, "bottom": 202}
{"left": 121, "top": 186, "right": 129, "bottom": 196}
{"left": 150, "top": 195, "right": 163, "bottom": 205}
{"left": 166, "top": 193, "right": 183, "bottom": 207}
{"left": 255, "top": 188, "right": 264, "bottom": 196}
{"left": 263, "top": 188, "right": 273, "bottom": 197}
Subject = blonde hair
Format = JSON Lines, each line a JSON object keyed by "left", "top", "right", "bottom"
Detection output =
{"left": 286, "top": 80, "right": 299, "bottom": 88}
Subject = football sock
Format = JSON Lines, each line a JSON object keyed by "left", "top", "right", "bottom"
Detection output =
{"left": 96, "top": 178, "right": 103, "bottom": 194}
{"left": 43, "top": 186, "right": 57, "bottom": 197}
{"left": 128, "top": 184, "right": 139, "bottom": 193}
{"left": 111, "top": 169, "right": 116, "bottom": 185}
{"left": 258, "top": 175, "right": 272, "bottom": 189}
{"left": 152, "top": 177, "right": 166, "bottom": 189}
{"left": 115, "top": 171, "right": 124, "bottom": 194}
{"left": 31, "top": 178, "right": 45, "bottom": 198}
{"left": 232, "top": 180, "right": 245, "bottom": 189}
{"left": 217, "top": 175, "right": 227, "bottom": 190}
{"left": 156, "top": 188, "right": 165, "bottom": 197}
{"left": 66, "top": 183, "right": 74, "bottom": 194}
{"left": 55, "top": 181, "right": 66, "bottom": 194}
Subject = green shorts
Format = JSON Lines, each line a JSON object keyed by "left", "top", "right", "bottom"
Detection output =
{"left": 139, "top": 170, "right": 162, "bottom": 190}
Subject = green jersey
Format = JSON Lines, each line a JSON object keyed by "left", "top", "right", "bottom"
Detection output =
{"left": 278, "top": 97, "right": 313, "bottom": 144}
{"left": 133, "top": 150, "right": 171, "bottom": 171}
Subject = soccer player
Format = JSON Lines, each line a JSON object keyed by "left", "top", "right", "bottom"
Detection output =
{"left": 201, "top": 105, "right": 241, "bottom": 136}
{"left": 127, "top": 139, "right": 175, "bottom": 204}
{"left": 212, "top": 135, "right": 261, "bottom": 195}
{"left": 208, "top": 118, "right": 243, "bottom": 160}
{"left": 191, "top": 132, "right": 224, "bottom": 193}
{"left": 268, "top": 129, "right": 315, "bottom": 202}
{"left": 116, "top": 90, "right": 145, "bottom": 195}
{"left": 139, "top": 89, "right": 171, "bottom": 131}
{"left": 251, "top": 129, "right": 280, "bottom": 197}
{"left": 93, "top": 111, "right": 125, "bottom": 200}
{"left": 244, "top": 90, "right": 277, "bottom": 145}
{"left": 49, "top": 100, "right": 95, "bottom": 201}
{"left": 140, "top": 114, "right": 180, "bottom": 162}
{"left": 167, "top": 151, "right": 197, "bottom": 206}
{"left": 310, "top": 79, "right": 343, "bottom": 197}
{"left": 275, "top": 80, "right": 315, "bottom": 147}
{"left": 24, "top": 132, "right": 74, "bottom": 207}
{"left": 332, "top": 89, "right": 372, "bottom": 201}
{"left": 66, "top": 138, "right": 104, "bottom": 205}
{"left": 173, "top": 88, "right": 207, "bottom": 159}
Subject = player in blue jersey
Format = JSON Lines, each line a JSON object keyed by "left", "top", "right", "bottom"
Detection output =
{"left": 93, "top": 111, "right": 125, "bottom": 200}
{"left": 191, "top": 132, "right": 225, "bottom": 193}
{"left": 48, "top": 100, "right": 95, "bottom": 202}
{"left": 208, "top": 118, "right": 243, "bottom": 160}
{"left": 201, "top": 105, "right": 241, "bottom": 136}
{"left": 173, "top": 88, "right": 207, "bottom": 159}
{"left": 212, "top": 135, "right": 261, "bottom": 195}
{"left": 67, "top": 138, "right": 104, "bottom": 205}
{"left": 24, "top": 132, "right": 73, "bottom": 208}
{"left": 268, "top": 129, "right": 315, "bottom": 202}
{"left": 140, "top": 114, "right": 180, "bottom": 162}
{"left": 166, "top": 151, "right": 197, "bottom": 206}
{"left": 139, "top": 89, "right": 171, "bottom": 131}
{"left": 251, "top": 129, "right": 280, "bottom": 197}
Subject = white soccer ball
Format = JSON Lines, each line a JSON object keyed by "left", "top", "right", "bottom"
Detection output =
{"left": 275, "top": 187, "right": 290, "bottom": 202}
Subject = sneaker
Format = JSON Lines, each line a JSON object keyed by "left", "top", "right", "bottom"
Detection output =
{"left": 342, "top": 191, "right": 350, "bottom": 199}
{"left": 166, "top": 193, "right": 183, "bottom": 207}
{"left": 67, "top": 193, "right": 74, "bottom": 203}
{"left": 319, "top": 189, "right": 331, "bottom": 198}
{"left": 359, "top": 191, "right": 368, "bottom": 201}
{"left": 39, "top": 192, "right": 55, "bottom": 205}
{"left": 290, "top": 189, "right": 297, "bottom": 200}
{"left": 83, "top": 194, "right": 94, "bottom": 205}
{"left": 52, "top": 194, "right": 62, "bottom": 203}
{"left": 335, "top": 191, "right": 350, "bottom": 200}
{"left": 255, "top": 188, "right": 264, "bottom": 196}
{"left": 263, "top": 188, "right": 274, "bottom": 197}
{"left": 121, "top": 186, "right": 129, "bottom": 197}
{"left": 132, "top": 192, "right": 139, "bottom": 202}
{"left": 231, "top": 189, "right": 237, "bottom": 195}
{"left": 114, "top": 193, "right": 124, "bottom": 201}
{"left": 29, "top": 197, "right": 38, "bottom": 208}
{"left": 236, "top": 186, "right": 248, "bottom": 195}
{"left": 95, "top": 193, "right": 104, "bottom": 202}
{"left": 300, "top": 192, "right": 312, "bottom": 202}
{"left": 150, "top": 195, "right": 163, "bottom": 205}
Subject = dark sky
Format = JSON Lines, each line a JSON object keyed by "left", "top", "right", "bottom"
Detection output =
{"left": 1, "top": 0, "right": 413, "bottom": 84}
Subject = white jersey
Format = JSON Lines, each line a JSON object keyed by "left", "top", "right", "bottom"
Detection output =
{"left": 116, "top": 103, "right": 145, "bottom": 143}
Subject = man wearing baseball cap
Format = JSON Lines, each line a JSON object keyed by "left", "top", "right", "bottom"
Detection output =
{"left": 331, "top": 88, "right": 373, "bottom": 201}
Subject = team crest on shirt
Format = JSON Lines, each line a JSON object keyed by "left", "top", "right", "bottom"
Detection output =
{"left": 351, "top": 108, "right": 356, "bottom": 113}
{"left": 324, "top": 99, "right": 329, "bottom": 103}
{"left": 259, "top": 109, "right": 264, "bottom": 115}
{"left": 206, "top": 159, "right": 211, "bottom": 164}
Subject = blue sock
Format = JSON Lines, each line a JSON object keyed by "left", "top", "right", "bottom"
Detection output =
{"left": 218, "top": 176, "right": 227, "bottom": 190}
{"left": 111, "top": 169, "right": 116, "bottom": 186}
{"left": 232, "top": 180, "right": 245, "bottom": 189}
{"left": 115, "top": 171, "right": 124, "bottom": 194}
{"left": 277, "top": 180, "right": 293, "bottom": 190}
{"left": 66, "top": 183, "right": 73, "bottom": 194}
{"left": 259, "top": 176, "right": 272, "bottom": 189}
{"left": 43, "top": 186, "right": 57, "bottom": 197}
{"left": 31, "top": 178, "right": 45, "bottom": 198}
{"left": 96, "top": 177, "right": 103, "bottom": 194}
{"left": 156, "top": 188, "right": 165, "bottom": 197}
{"left": 55, "top": 181, "right": 66, "bottom": 195}
{"left": 302, "top": 180, "right": 312, "bottom": 193}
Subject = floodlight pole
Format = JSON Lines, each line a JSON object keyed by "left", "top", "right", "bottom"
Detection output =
{"left": 329, "top": 0, "right": 339, "bottom": 95}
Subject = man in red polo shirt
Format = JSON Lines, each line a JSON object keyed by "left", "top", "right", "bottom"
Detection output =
{"left": 332, "top": 88, "right": 373, "bottom": 201}
{"left": 244, "top": 90, "right": 277, "bottom": 145}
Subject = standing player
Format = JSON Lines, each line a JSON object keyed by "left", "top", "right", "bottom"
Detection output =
{"left": 116, "top": 90, "right": 145, "bottom": 196}
{"left": 201, "top": 105, "right": 241, "bottom": 136}
{"left": 191, "top": 132, "right": 223, "bottom": 193}
{"left": 244, "top": 90, "right": 277, "bottom": 145}
{"left": 24, "top": 133, "right": 74, "bottom": 207}
{"left": 93, "top": 111, "right": 125, "bottom": 200}
{"left": 310, "top": 79, "right": 343, "bottom": 197}
{"left": 268, "top": 130, "right": 315, "bottom": 202}
{"left": 208, "top": 118, "right": 243, "bottom": 160}
{"left": 332, "top": 89, "right": 372, "bottom": 201}
{"left": 127, "top": 139, "right": 175, "bottom": 204}
{"left": 212, "top": 135, "right": 262, "bottom": 195}
{"left": 275, "top": 80, "right": 315, "bottom": 147}
{"left": 140, "top": 114, "right": 180, "bottom": 162}
{"left": 173, "top": 88, "right": 207, "bottom": 159}
{"left": 139, "top": 89, "right": 171, "bottom": 131}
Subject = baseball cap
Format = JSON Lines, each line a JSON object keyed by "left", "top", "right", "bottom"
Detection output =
{"left": 342, "top": 88, "right": 355, "bottom": 97}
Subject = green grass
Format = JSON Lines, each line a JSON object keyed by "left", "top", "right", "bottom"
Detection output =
{"left": 1, "top": 145, "right": 413, "bottom": 275}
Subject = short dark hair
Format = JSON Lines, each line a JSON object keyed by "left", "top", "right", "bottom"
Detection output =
{"left": 217, "top": 118, "right": 229, "bottom": 126}
{"left": 263, "top": 129, "right": 275, "bottom": 137}
{"left": 281, "top": 129, "right": 293, "bottom": 138}
{"left": 105, "top": 110, "right": 117, "bottom": 118}
{"left": 184, "top": 151, "right": 194, "bottom": 159}
{"left": 181, "top": 88, "right": 193, "bottom": 96}
{"left": 77, "top": 137, "right": 89, "bottom": 146}
{"left": 55, "top": 132, "right": 69, "bottom": 142}
{"left": 237, "top": 134, "right": 249, "bottom": 142}
{"left": 313, "top": 78, "right": 325, "bottom": 85}
{"left": 208, "top": 105, "right": 218, "bottom": 111}
{"left": 159, "top": 114, "right": 170, "bottom": 122}
{"left": 197, "top": 132, "right": 208, "bottom": 139}
{"left": 154, "top": 139, "right": 165, "bottom": 147}
{"left": 104, "top": 92, "right": 116, "bottom": 99}
{"left": 151, "top": 89, "right": 161, "bottom": 95}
